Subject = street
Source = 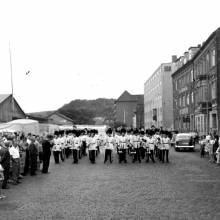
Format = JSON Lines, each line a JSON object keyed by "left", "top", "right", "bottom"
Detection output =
{"left": 1, "top": 148, "right": 220, "bottom": 220}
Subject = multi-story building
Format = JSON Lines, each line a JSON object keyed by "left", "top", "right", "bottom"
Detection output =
{"left": 144, "top": 60, "right": 175, "bottom": 130}
{"left": 114, "top": 91, "right": 144, "bottom": 128}
{"left": 172, "top": 27, "right": 220, "bottom": 135}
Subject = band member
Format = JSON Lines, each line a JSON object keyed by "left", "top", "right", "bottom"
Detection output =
{"left": 52, "top": 135, "right": 61, "bottom": 164}
{"left": 80, "top": 131, "right": 87, "bottom": 157}
{"left": 117, "top": 128, "right": 128, "bottom": 163}
{"left": 160, "top": 134, "right": 165, "bottom": 163}
{"left": 104, "top": 128, "right": 115, "bottom": 163}
{"left": 87, "top": 130, "right": 97, "bottom": 164}
{"left": 146, "top": 135, "right": 155, "bottom": 163}
{"left": 72, "top": 131, "right": 81, "bottom": 164}
{"left": 139, "top": 131, "right": 146, "bottom": 159}
{"left": 163, "top": 133, "right": 170, "bottom": 163}
{"left": 131, "top": 130, "right": 141, "bottom": 163}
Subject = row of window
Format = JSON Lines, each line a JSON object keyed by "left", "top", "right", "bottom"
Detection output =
{"left": 175, "top": 92, "right": 194, "bottom": 108}
{"left": 194, "top": 49, "right": 216, "bottom": 77}
{"left": 174, "top": 48, "right": 216, "bottom": 91}
{"left": 194, "top": 80, "right": 217, "bottom": 106}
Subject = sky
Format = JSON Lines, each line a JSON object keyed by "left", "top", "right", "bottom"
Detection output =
{"left": 0, "top": 0, "right": 220, "bottom": 113}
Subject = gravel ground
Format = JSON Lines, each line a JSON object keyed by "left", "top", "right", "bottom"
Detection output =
{"left": 0, "top": 147, "right": 220, "bottom": 220}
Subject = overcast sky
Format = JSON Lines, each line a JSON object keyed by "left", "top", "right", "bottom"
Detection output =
{"left": 0, "top": 0, "right": 220, "bottom": 112}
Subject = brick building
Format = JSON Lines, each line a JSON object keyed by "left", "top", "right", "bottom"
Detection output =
{"left": 114, "top": 91, "right": 144, "bottom": 128}
{"left": 172, "top": 27, "right": 220, "bottom": 135}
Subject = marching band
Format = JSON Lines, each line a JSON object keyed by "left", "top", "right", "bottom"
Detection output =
{"left": 51, "top": 128, "right": 171, "bottom": 165}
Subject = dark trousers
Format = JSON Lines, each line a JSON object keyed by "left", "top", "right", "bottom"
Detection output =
{"left": 30, "top": 154, "right": 37, "bottom": 175}
{"left": 164, "top": 149, "right": 169, "bottom": 163}
{"left": 104, "top": 149, "right": 112, "bottom": 163}
{"left": 96, "top": 146, "right": 100, "bottom": 156}
{"left": 133, "top": 148, "right": 141, "bottom": 163}
{"left": 53, "top": 151, "right": 60, "bottom": 164}
{"left": 140, "top": 147, "right": 145, "bottom": 159}
{"left": 78, "top": 148, "right": 82, "bottom": 159}
{"left": 65, "top": 148, "right": 71, "bottom": 158}
{"left": 42, "top": 155, "right": 51, "bottom": 173}
{"left": 72, "top": 149, "right": 78, "bottom": 163}
{"left": 146, "top": 150, "right": 155, "bottom": 163}
{"left": 118, "top": 149, "right": 127, "bottom": 163}
{"left": 2, "top": 166, "right": 10, "bottom": 188}
{"left": 60, "top": 149, "right": 65, "bottom": 162}
{"left": 82, "top": 142, "right": 87, "bottom": 156}
{"left": 89, "top": 150, "right": 96, "bottom": 163}
{"left": 160, "top": 149, "right": 165, "bottom": 163}
{"left": 11, "top": 159, "right": 20, "bottom": 182}
{"left": 23, "top": 149, "right": 30, "bottom": 175}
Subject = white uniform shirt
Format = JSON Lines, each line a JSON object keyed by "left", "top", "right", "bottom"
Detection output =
{"left": 105, "top": 135, "right": 115, "bottom": 150}
{"left": 118, "top": 135, "right": 128, "bottom": 149}
{"left": 163, "top": 137, "right": 170, "bottom": 150}
{"left": 73, "top": 137, "right": 81, "bottom": 150}
{"left": 9, "top": 146, "right": 20, "bottom": 159}
{"left": 53, "top": 138, "right": 61, "bottom": 151}
{"left": 130, "top": 135, "right": 141, "bottom": 148}
{"left": 87, "top": 136, "right": 98, "bottom": 150}
{"left": 148, "top": 138, "right": 155, "bottom": 150}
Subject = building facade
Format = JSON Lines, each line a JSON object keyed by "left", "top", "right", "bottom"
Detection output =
{"left": 0, "top": 94, "right": 26, "bottom": 123}
{"left": 144, "top": 62, "right": 174, "bottom": 130}
{"left": 172, "top": 27, "right": 220, "bottom": 135}
{"left": 114, "top": 91, "right": 144, "bottom": 128}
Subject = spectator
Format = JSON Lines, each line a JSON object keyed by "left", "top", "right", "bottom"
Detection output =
{"left": 29, "top": 136, "right": 38, "bottom": 176}
{"left": 0, "top": 141, "right": 11, "bottom": 189}
{"left": 42, "top": 135, "right": 53, "bottom": 174}
{"left": 9, "top": 138, "right": 21, "bottom": 185}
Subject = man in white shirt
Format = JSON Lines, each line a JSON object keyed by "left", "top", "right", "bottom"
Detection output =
{"left": 104, "top": 128, "right": 115, "bottom": 163}
{"left": 87, "top": 130, "right": 98, "bottom": 164}
{"left": 163, "top": 133, "right": 171, "bottom": 163}
{"left": 9, "top": 137, "right": 21, "bottom": 184}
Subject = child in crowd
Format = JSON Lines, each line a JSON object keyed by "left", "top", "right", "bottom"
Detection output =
{"left": 199, "top": 136, "right": 206, "bottom": 158}
{"left": 216, "top": 145, "right": 220, "bottom": 165}
{"left": 0, "top": 161, "right": 6, "bottom": 200}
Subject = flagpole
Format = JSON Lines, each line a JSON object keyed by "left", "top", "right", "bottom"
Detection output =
{"left": 9, "top": 42, "right": 14, "bottom": 120}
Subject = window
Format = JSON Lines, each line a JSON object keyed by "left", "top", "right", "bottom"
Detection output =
{"left": 179, "top": 97, "right": 181, "bottom": 107}
{"left": 190, "top": 70, "right": 194, "bottom": 82}
{"left": 212, "top": 114, "right": 217, "bottom": 129}
{"left": 211, "top": 81, "right": 217, "bottom": 99}
{"left": 206, "top": 53, "right": 210, "bottom": 71}
{"left": 211, "top": 49, "right": 216, "bottom": 67}
{"left": 164, "top": 66, "right": 171, "bottom": 72}
{"left": 191, "top": 92, "right": 194, "bottom": 103}
{"left": 186, "top": 94, "right": 190, "bottom": 105}
{"left": 182, "top": 95, "right": 185, "bottom": 107}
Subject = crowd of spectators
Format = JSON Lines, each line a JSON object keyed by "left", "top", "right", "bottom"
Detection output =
{"left": 0, "top": 132, "right": 53, "bottom": 200}
{"left": 199, "top": 134, "right": 220, "bottom": 165}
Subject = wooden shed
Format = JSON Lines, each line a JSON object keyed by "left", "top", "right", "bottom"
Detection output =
{"left": 0, "top": 94, "right": 26, "bottom": 123}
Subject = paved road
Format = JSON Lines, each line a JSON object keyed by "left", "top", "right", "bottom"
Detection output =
{"left": 1, "top": 148, "right": 220, "bottom": 220}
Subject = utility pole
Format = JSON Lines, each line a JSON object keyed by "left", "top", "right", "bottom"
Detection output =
{"left": 9, "top": 42, "right": 14, "bottom": 120}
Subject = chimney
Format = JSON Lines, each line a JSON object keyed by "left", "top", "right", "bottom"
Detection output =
{"left": 172, "top": 55, "right": 177, "bottom": 63}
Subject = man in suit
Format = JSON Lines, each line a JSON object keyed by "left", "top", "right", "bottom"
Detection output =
{"left": 42, "top": 135, "right": 53, "bottom": 174}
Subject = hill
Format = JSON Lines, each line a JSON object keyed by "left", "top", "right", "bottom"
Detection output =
{"left": 58, "top": 98, "right": 116, "bottom": 125}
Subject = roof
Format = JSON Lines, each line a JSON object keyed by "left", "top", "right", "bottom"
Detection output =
{"left": 0, "top": 94, "right": 11, "bottom": 104}
{"left": 27, "top": 111, "right": 55, "bottom": 118}
{"left": 172, "top": 27, "right": 220, "bottom": 78}
{"left": 27, "top": 110, "right": 74, "bottom": 123}
{"left": 115, "top": 91, "right": 144, "bottom": 103}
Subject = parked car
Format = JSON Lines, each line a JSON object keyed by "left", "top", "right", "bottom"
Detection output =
{"left": 174, "top": 133, "right": 195, "bottom": 151}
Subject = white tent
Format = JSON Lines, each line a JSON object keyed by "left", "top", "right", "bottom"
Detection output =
{"left": 39, "top": 123, "right": 59, "bottom": 135}
{"left": 0, "top": 119, "right": 40, "bottom": 135}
